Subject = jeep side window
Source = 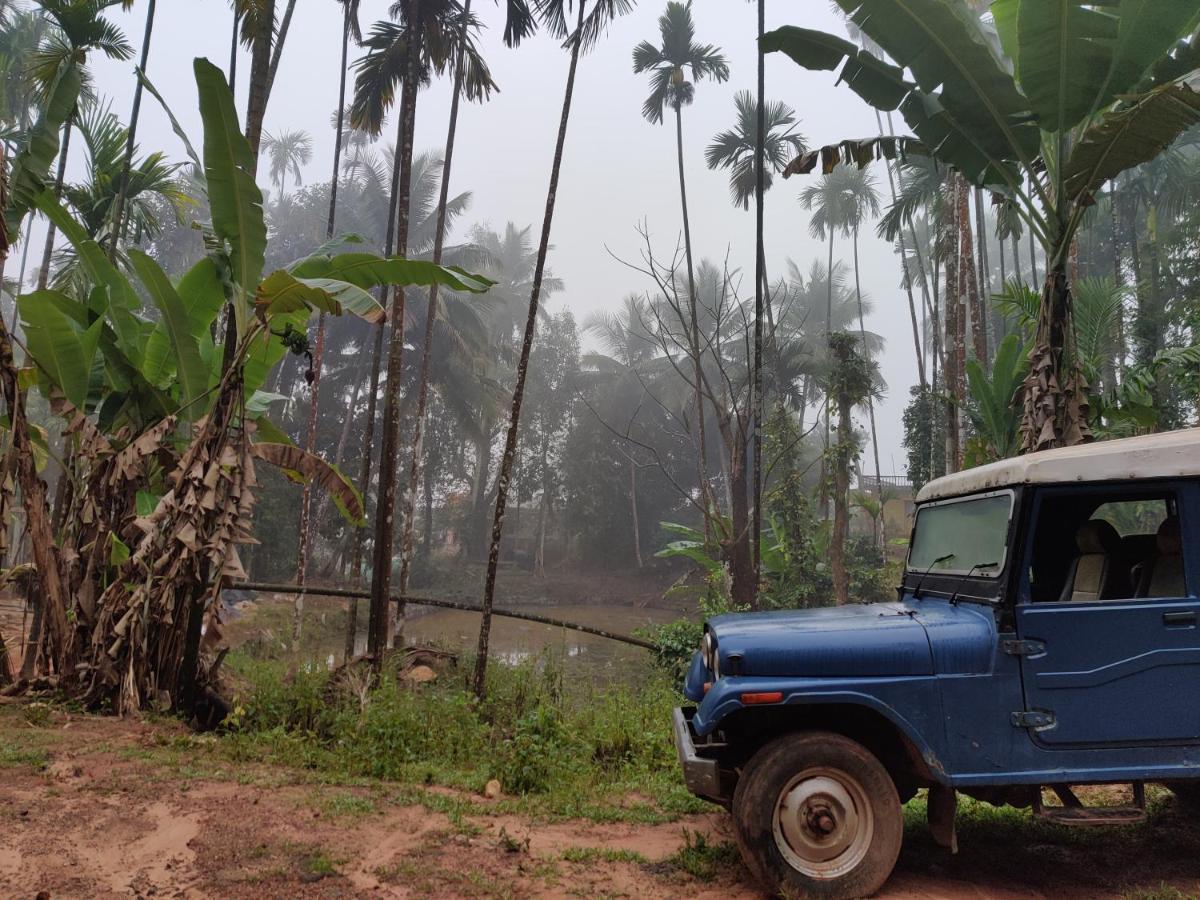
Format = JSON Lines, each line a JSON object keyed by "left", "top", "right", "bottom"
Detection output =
{"left": 1027, "top": 491, "right": 1186, "bottom": 602}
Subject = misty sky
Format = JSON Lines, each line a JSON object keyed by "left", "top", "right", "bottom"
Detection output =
{"left": 57, "top": 0, "right": 919, "bottom": 471}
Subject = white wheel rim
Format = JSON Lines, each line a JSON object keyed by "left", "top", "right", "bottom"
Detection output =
{"left": 772, "top": 766, "right": 874, "bottom": 880}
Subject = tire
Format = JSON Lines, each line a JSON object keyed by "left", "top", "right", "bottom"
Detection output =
{"left": 731, "top": 731, "right": 903, "bottom": 900}
{"left": 1167, "top": 781, "right": 1200, "bottom": 810}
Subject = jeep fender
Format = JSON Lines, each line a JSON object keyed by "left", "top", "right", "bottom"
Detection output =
{"left": 694, "top": 677, "right": 951, "bottom": 786}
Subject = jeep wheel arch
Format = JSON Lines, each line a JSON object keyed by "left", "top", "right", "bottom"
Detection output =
{"left": 720, "top": 702, "right": 943, "bottom": 800}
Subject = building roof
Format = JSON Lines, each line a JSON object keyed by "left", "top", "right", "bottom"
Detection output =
{"left": 916, "top": 428, "right": 1200, "bottom": 503}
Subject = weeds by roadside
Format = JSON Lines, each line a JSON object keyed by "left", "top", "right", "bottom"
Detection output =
{"left": 218, "top": 649, "right": 709, "bottom": 825}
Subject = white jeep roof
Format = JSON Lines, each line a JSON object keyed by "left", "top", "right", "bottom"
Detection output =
{"left": 916, "top": 428, "right": 1200, "bottom": 503}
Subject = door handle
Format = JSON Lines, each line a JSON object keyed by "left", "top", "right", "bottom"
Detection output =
{"left": 1163, "top": 611, "right": 1197, "bottom": 627}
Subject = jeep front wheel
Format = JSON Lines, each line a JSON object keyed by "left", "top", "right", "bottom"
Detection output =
{"left": 731, "top": 731, "right": 903, "bottom": 899}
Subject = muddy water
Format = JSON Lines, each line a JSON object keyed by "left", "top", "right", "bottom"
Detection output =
{"left": 402, "top": 604, "right": 679, "bottom": 678}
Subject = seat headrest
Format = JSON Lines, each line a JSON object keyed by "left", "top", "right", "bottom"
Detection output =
{"left": 1076, "top": 519, "right": 1120, "bottom": 555}
{"left": 1157, "top": 516, "right": 1182, "bottom": 555}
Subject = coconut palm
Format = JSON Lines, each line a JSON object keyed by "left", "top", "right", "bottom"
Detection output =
{"left": 30, "top": 0, "right": 132, "bottom": 289}
{"left": 475, "top": 0, "right": 634, "bottom": 698}
{"left": 632, "top": 1, "right": 728, "bottom": 530}
{"left": 262, "top": 128, "right": 312, "bottom": 196}
{"left": 706, "top": 90, "right": 803, "bottom": 211}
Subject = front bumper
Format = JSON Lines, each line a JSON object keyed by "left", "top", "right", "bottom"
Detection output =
{"left": 672, "top": 706, "right": 725, "bottom": 803}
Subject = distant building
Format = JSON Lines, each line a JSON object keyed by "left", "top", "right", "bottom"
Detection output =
{"left": 855, "top": 475, "right": 916, "bottom": 547}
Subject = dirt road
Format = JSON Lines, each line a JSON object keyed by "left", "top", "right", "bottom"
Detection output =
{"left": 1, "top": 703, "right": 1197, "bottom": 899}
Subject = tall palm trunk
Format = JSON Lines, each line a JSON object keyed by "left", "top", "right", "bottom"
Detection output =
{"left": 473, "top": 0, "right": 586, "bottom": 699}
{"left": 875, "top": 110, "right": 925, "bottom": 389}
{"left": 629, "top": 457, "right": 643, "bottom": 568}
{"left": 109, "top": 0, "right": 157, "bottom": 259}
{"left": 294, "top": 0, "right": 354, "bottom": 648}
{"left": 818, "top": 228, "right": 835, "bottom": 520}
{"left": 326, "top": 4, "right": 353, "bottom": 240}
{"left": 749, "top": 0, "right": 765, "bottom": 609}
{"left": 397, "top": 0, "right": 475, "bottom": 616}
{"left": 852, "top": 225, "right": 882, "bottom": 546}
{"left": 244, "top": 0, "right": 275, "bottom": 163}
{"left": 36, "top": 109, "right": 73, "bottom": 290}
{"left": 831, "top": 388, "right": 852, "bottom": 605}
{"left": 229, "top": 7, "right": 240, "bottom": 93}
{"left": 942, "top": 181, "right": 962, "bottom": 472}
{"left": 345, "top": 323, "right": 384, "bottom": 659}
{"left": 957, "top": 177, "right": 986, "bottom": 363}
{"left": 368, "top": 0, "right": 422, "bottom": 657}
{"left": 673, "top": 99, "right": 711, "bottom": 538}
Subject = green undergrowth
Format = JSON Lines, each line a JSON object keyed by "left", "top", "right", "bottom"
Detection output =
{"left": 217, "top": 650, "right": 708, "bottom": 824}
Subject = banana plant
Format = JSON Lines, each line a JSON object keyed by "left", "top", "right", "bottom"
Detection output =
{"left": 14, "top": 58, "right": 491, "bottom": 469}
{"left": 764, "top": 0, "right": 1200, "bottom": 452}
{"left": 0, "top": 55, "right": 493, "bottom": 712}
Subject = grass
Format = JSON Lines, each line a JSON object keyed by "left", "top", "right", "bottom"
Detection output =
{"left": 662, "top": 829, "right": 740, "bottom": 880}
{"left": 214, "top": 649, "right": 710, "bottom": 826}
{"left": 561, "top": 846, "right": 648, "bottom": 865}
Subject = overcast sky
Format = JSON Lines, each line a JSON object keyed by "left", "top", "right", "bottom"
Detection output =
{"left": 61, "top": 0, "right": 918, "bottom": 471}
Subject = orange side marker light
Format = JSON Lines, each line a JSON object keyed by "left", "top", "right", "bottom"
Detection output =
{"left": 741, "top": 691, "right": 783, "bottom": 705}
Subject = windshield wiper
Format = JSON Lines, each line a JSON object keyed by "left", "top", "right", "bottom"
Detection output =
{"left": 912, "top": 553, "right": 955, "bottom": 600}
{"left": 948, "top": 561, "right": 999, "bottom": 605}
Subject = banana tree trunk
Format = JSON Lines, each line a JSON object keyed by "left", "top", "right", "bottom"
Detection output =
{"left": 397, "top": 0, "right": 475, "bottom": 608}
{"left": 109, "top": 0, "right": 157, "bottom": 259}
{"left": 369, "top": 0, "right": 422, "bottom": 656}
{"left": 1019, "top": 262, "right": 1091, "bottom": 452}
{"left": 36, "top": 109, "right": 73, "bottom": 291}
{"left": 473, "top": 0, "right": 586, "bottom": 700}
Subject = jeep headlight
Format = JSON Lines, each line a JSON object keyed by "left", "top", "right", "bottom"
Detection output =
{"left": 701, "top": 631, "right": 719, "bottom": 679}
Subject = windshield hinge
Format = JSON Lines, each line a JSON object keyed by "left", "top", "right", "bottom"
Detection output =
{"left": 1002, "top": 639, "right": 1045, "bottom": 657}
{"left": 1011, "top": 710, "right": 1056, "bottom": 730}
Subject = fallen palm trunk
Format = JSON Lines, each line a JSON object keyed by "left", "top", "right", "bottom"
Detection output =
{"left": 234, "top": 581, "right": 657, "bottom": 651}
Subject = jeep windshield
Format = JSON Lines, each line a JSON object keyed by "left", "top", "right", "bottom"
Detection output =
{"left": 908, "top": 492, "right": 1013, "bottom": 578}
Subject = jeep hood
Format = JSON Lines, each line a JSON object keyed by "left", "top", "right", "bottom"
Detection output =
{"left": 706, "top": 600, "right": 995, "bottom": 679}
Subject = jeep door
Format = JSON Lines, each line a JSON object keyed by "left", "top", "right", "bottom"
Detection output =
{"left": 1013, "top": 483, "right": 1200, "bottom": 745}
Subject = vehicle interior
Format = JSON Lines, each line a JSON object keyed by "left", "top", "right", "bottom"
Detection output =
{"left": 1026, "top": 490, "right": 1187, "bottom": 603}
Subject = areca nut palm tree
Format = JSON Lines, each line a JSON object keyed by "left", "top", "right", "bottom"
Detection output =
{"left": 108, "top": 0, "right": 156, "bottom": 260}
{"left": 706, "top": 90, "right": 804, "bottom": 210}
{"left": 475, "top": 0, "right": 635, "bottom": 699}
{"left": 31, "top": 0, "right": 132, "bottom": 289}
{"left": 396, "top": 0, "right": 498, "bottom": 607}
{"left": 632, "top": 0, "right": 728, "bottom": 546}
{"left": 355, "top": 0, "right": 491, "bottom": 656}
{"left": 764, "top": 0, "right": 1200, "bottom": 452}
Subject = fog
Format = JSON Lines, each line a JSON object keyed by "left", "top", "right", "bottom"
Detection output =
{"left": 61, "top": 0, "right": 918, "bottom": 469}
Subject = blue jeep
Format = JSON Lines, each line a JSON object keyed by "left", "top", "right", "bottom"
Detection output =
{"left": 674, "top": 429, "right": 1200, "bottom": 898}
